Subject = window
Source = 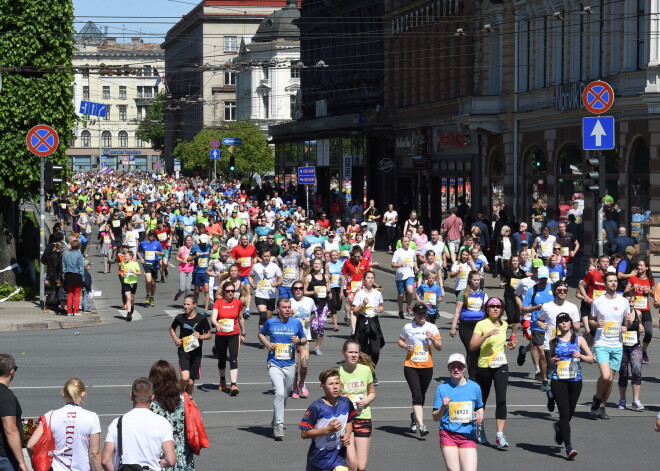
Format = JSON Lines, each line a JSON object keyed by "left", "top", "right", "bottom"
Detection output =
{"left": 224, "top": 36, "right": 237, "bottom": 52}
{"left": 137, "top": 86, "right": 153, "bottom": 98}
{"left": 224, "top": 70, "right": 236, "bottom": 86}
{"left": 81, "top": 130, "right": 91, "bottom": 147}
{"left": 119, "top": 86, "right": 127, "bottom": 99}
{"left": 556, "top": 144, "right": 583, "bottom": 210}
{"left": 224, "top": 101, "right": 236, "bottom": 121}
{"left": 290, "top": 94, "right": 296, "bottom": 117}
{"left": 291, "top": 61, "right": 300, "bottom": 79}
{"left": 262, "top": 94, "right": 269, "bottom": 119}
{"left": 102, "top": 131, "right": 112, "bottom": 147}
{"left": 82, "top": 86, "right": 89, "bottom": 100}
{"left": 118, "top": 105, "right": 127, "bottom": 121}
{"left": 118, "top": 130, "right": 128, "bottom": 147}
{"left": 143, "top": 65, "right": 152, "bottom": 77}
{"left": 137, "top": 106, "right": 146, "bottom": 121}
{"left": 104, "top": 106, "right": 110, "bottom": 120}
{"left": 136, "top": 136, "right": 145, "bottom": 147}
{"left": 102, "top": 86, "right": 110, "bottom": 99}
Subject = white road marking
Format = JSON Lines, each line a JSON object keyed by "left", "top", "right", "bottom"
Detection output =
{"left": 164, "top": 309, "right": 180, "bottom": 318}
{"left": 118, "top": 309, "right": 142, "bottom": 321}
{"left": 93, "top": 290, "right": 102, "bottom": 297}
{"left": 169, "top": 263, "right": 176, "bottom": 268}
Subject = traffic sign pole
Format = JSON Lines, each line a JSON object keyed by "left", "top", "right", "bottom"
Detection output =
{"left": 39, "top": 156, "right": 45, "bottom": 310}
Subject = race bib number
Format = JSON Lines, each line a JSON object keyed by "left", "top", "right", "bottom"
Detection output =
{"left": 593, "top": 289, "right": 604, "bottom": 299}
{"left": 310, "top": 243, "right": 320, "bottom": 251}
{"left": 284, "top": 267, "right": 296, "bottom": 279}
{"left": 197, "top": 257, "right": 208, "bottom": 268}
{"left": 60, "top": 203, "right": 67, "bottom": 209}
{"left": 350, "top": 281, "right": 362, "bottom": 293}
{"left": 403, "top": 257, "right": 413, "bottom": 268}
{"left": 549, "top": 271, "right": 559, "bottom": 283}
{"left": 314, "top": 286, "right": 327, "bottom": 298}
{"left": 217, "top": 318, "right": 234, "bottom": 333}
{"left": 561, "top": 247, "right": 569, "bottom": 257}
{"left": 622, "top": 331, "right": 638, "bottom": 346}
{"left": 157, "top": 232, "right": 167, "bottom": 241}
{"left": 449, "top": 401, "right": 473, "bottom": 424}
{"left": 466, "top": 297, "right": 482, "bottom": 310}
{"left": 258, "top": 280, "right": 272, "bottom": 291}
{"left": 488, "top": 350, "right": 507, "bottom": 368}
{"left": 634, "top": 296, "right": 648, "bottom": 310}
{"left": 459, "top": 270, "right": 469, "bottom": 282}
{"left": 340, "top": 250, "right": 350, "bottom": 258}
{"left": 274, "top": 343, "right": 292, "bottom": 360}
{"left": 556, "top": 359, "right": 578, "bottom": 380}
{"left": 144, "top": 251, "right": 156, "bottom": 261}
{"left": 103, "top": 235, "right": 110, "bottom": 244}
{"left": 347, "top": 394, "right": 363, "bottom": 411}
{"left": 330, "top": 274, "right": 341, "bottom": 285}
{"left": 184, "top": 225, "right": 194, "bottom": 233}
{"left": 540, "top": 243, "right": 551, "bottom": 254}
{"left": 112, "top": 220, "right": 120, "bottom": 228}
{"left": 182, "top": 335, "right": 199, "bottom": 353}
{"left": 423, "top": 292, "right": 437, "bottom": 308}
{"left": 603, "top": 321, "right": 620, "bottom": 337}
{"left": 364, "top": 305, "right": 377, "bottom": 317}
{"left": 510, "top": 279, "right": 520, "bottom": 288}
{"left": 410, "top": 345, "right": 429, "bottom": 363}
{"left": 240, "top": 257, "right": 251, "bottom": 268}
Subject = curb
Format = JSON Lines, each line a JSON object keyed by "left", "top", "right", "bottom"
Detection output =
{"left": 0, "top": 313, "right": 101, "bottom": 331}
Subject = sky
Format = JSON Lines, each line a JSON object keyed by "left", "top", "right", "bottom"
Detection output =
{"left": 73, "top": 0, "right": 195, "bottom": 42}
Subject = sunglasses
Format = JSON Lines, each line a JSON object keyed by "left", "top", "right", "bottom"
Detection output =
{"left": 224, "top": 289, "right": 235, "bottom": 293}
{"left": 555, "top": 288, "right": 568, "bottom": 293}
{"left": 487, "top": 303, "right": 503, "bottom": 308}
{"left": 449, "top": 365, "right": 465, "bottom": 371}
{"left": 292, "top": 286, "right": 304, "bottom": 290}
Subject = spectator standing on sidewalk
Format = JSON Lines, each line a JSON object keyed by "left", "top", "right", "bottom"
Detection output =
{"left": 383, "top": 204, "right": 399, "bottom": 254}
{"left": 362, "top": 200, "right": 380, "bottom": 246}
{"left": 0, "top": 354, "right": 27, "bottom": 471}
{"left": 442, "top": 207, "right": 463, "bottom": 264}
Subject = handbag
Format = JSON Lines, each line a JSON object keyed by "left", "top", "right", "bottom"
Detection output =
{"left": 116, "top": 416, "right": 147, "bottom": 471}
{"left": 30, "top": 412, "right": 54, "bottom": 471}
{"left": 184, "top": 392, "right": 209, "bottom": 455}
{"left": 57, "top": 286, "right": 68, "bottom": 302}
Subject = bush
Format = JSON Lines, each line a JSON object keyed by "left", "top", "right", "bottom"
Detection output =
{"left": 0, "top": 282, "right": 36, "bottom": 301}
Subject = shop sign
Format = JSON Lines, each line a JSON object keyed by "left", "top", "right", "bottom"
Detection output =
{"left": 343, "top": 155, "right": 353, "bottom": 180}
{"left": 431, "top": 126, "right": 475, "bottom": 155}
{"left": 378, "top": 158, "right": 395, "bottom": 174}
{"left": 395, "top": 130, "right": 426, "bottom": 156}
{"left": 554, "top": 82, "right": 586, "bottom": 111}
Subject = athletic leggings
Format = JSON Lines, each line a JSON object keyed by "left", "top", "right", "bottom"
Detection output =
{"left": 641, "top": 311, "right": 653, "bottom": 345}
{"left": 550, "top": 379, "right": 582, "bottom": 447}
{"left": 215, "top": 334, "right": 239, "bottom": 370}
{"left": 618, "top": 344, "right": 643, "bottom": 387}
{"left": 329, "top": 287, "right": 342, "bottom": 314}
{"left": 403, "top": 366, "right": 433, "bottom": 406}
{"left": 458, "top": 321, "right": 479, "bottom": 379}
{"left": 311, "top": 302, "right": 329, "bottom": 338}
{"left": 474, "top": 364, "right": 509, "bottom": 420}
{"left": 179, "top": 270, "right": 193, "bottom": 295}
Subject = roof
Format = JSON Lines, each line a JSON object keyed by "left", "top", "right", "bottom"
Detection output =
{"left": 97, "top": 43, "right": 164, "bottom": 51}
{"left": 75, "top": 21, "right": 106, "bottom": 45}
{"left": 253, "top": 0, "right": 299, "bottom": 43}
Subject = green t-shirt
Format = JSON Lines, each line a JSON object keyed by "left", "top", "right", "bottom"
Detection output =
{"left": 339, "top": 363, "right": 373, "bottom": 419}
{"left": 145, "top": 217, "right": 158, "bottom": 231}
{"left": 473, "top": 317, "right": 508, "bottom": 369}
{"left": 122, "top": 261, "right": 140, "bottom": 285}
{"left": 395, "top": 239, "right": 418, "bottom": 251}
{"left": 338, "top": 243, "right": 352, "bottom": 258}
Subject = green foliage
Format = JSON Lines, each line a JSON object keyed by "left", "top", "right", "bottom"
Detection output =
{"left": 135, "top": 91, "right": 165, "bottom": 152}
{"left": 172, "top": 120, "right": 274, "bottom": 176}
{"left": 0, "top": 282, "right": 35, "bottom": 301}
{"left": 0, "top": 0, "right": 77, "bottom": 200}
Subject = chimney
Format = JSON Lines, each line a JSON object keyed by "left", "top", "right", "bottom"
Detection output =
{"left": 131, "top": 37, "right": 140, "bottom": 44}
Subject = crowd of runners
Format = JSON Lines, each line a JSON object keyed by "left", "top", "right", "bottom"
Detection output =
{"left": 30, "top": 171, "right": 660, "bottom": 471}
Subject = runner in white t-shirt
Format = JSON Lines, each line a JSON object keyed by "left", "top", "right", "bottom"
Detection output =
{"left": 391, "top": 236, "right": 418, "bottom": 318}
{"left": 289, "top": 282, "right": 317, "bottom": 399}
{"left": 249, "top": 249, "right": 283, "bottom": 330}
{"left": 536, "top": 281, "right": 581, "bottom": 350}
{"left": 449, "top": 249, "right": 476, "bottom": 292}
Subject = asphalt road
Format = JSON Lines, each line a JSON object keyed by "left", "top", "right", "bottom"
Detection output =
{"left": 4, "top": 247, "right": 660, "bottom": 470}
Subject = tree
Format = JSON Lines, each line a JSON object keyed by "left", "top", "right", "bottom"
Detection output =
{"left": 0, "top": 0, "right": 76, "bottom": 284}
{"left": 172, "top": 120, "right": 274, "bottom": 177}
{"left": 135, "top": 91, "right": 165, "bottom": 152}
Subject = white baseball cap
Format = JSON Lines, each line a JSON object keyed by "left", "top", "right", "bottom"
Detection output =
{"left": 199, "top": 234, "right": 210, "bottom": 244}
{"left": 537, "top": 266, "right": 549, "bottom": 278}
{"left": 447, "top": 353, "right": 466, "bottom": 366}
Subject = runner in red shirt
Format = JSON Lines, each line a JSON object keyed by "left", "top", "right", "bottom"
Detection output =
{"left": 577, "top": 254, "right": 609, "bottom": 340}
{"left": 154, "top": 219, "right": 172, "bottom": 282}
{"left": 625, "top": 259, "right": 654, "bottom": 363}
{"left": 230, "top": 234, "right": 257, "bottom": 318}
{"left": 341, "top": 246, "right": 371, "bottom": 334}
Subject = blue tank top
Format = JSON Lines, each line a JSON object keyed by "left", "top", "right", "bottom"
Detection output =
{"left": 550, "top": 336, "right": 582, "bottom": 382}
{"left": 328, "top": 261, "right": 343, "bottom": 288}
{"left": 459, "top": 291, "right": 486, "bottom": 322}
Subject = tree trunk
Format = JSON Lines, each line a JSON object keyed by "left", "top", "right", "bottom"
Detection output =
{"left": 0, "top": 196, "right": 19, "bottom": 285}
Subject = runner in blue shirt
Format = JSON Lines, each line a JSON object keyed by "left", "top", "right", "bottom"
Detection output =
{"left": 137, "top": 230, "right": 164, "bottom": 307}
{"left": 190, "top": 234, "right": 212, "bottom": 314}
{"left": 416, "top": 270, "right": 444, "bottom": 324}
{"left": 259, "top": 298, "right": 307, "bottom": 440}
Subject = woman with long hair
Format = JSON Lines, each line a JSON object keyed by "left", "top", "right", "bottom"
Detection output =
{"left": 173, "top": 235, "right": 194, "bottom": 301}
{"left": 149, "top": 360, "right": 194, "bottom": 471}
{"left": 618, "top": 292, "right": 646, "bottom": 411}
{"left": 351, "top": 270, "right": 385, "bottom": 384}
{"left": 211, "top": 281, "right": 245, "bottom": 394}
{"left": 625, "top": 258, "right": 655, "bottom": 364}
{"left": 27, "top": 378, "right": 102, "bottom": 471}
{"left": 304, "top": 258, "right": 331, "bottom": 355}
{"left": 61, "top": 238, "right": 85, "bottom": 316}
{"left": 339, "top": 339, "right": 376, "bottom": 471}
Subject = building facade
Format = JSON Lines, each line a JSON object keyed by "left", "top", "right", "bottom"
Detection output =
{"left": 162, "top": 0, "right": 290, "bottom": 168}
{"left": 68, "top": 22, "right": 165, "bottom": 172}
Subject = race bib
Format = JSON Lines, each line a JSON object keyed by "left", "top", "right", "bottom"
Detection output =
{"left": 112, "top": 220, "right": 120, "bottom": 228}
{"left": 314, "top": 286, "right": 327, "bottom": 298}
{"left": 449, "top": 401, "right": 473, "bottom": 424}
{"left": 182, "top": 335, "right": 200, "bottom": 353}
{"left": 622, "top": 331, "right": 638, "bottom": 346}
{"left": 258, "top": 280, "right": 272, "bottom": 291}
{"left": 184, "top": 225, "right": 194, "bottom": 233}
{"left": 488, "top": 350, "right": 507, "bottom": 368}
{"left": 217, "top": 318, "right": 234, "bottom": 333}
{"left": 510, "top": 279, "right": 520, "bottom": 288}
{"left": 310, "top": 243, "right": 320, "bottom": 251}
{"left": 274, "top": 343, "right": 292, "bottom": 360}
{"left": 593, "top": 289, "right": 604, "bottom": 299}
{"left": 347, "top": 393, "right": 364, "bottom": 411}
{"left": 197, "top": 257, "right": 208, "bottom": 268}
{"left": 634, "top": 296, "right": 648, "bottom": 310}
{"left": 403, "top": 257, "right": 413, "bottom": 268}
{"left": 549, "top": 272, "right": 559, "bottom": 283}
{"left": 364, "top": 305, "right": 377, "bottom": 317}
{"left": 603, "top": 321, "right": 620, "bottom": 337}
{"left": 350, "top": 281, "right": 362, "bottom": 293}
{"left": 340, "top": 250, "right": 350, "bottom": 258}
{"left": 410, "top": 345, "right": 429, "bottom": 363}
{"left": 60, "top": 203, "right": 67, "bottom": 209}
{"left": 103, "top": 235, "right": 110, "bottom": 244}
{"left": 466, "top": 297, "right": 482, "bottom": 310}
{"left": 423, "top": 292, "right": 437, "bottom": 308}
{"left": 540, "top": 243, "right": 551, "bottom": 254}
{"left": 284, "top": 267, "right": 296, "bottom": 279}
{"left": 157, "top": 232, "right": 167, "bottom": 241}
{"left": 459, "top": 270, "right": 469, "bottom": 282}
{"left": 561, "top": 247, "right": 569, "bottom": 257}
{"left": 556, "top": 359, "right": 578, "bottom": 379}
{"left": 240, "top": 257, "right": 251, "bottom": 268}
{"left": 330, "top": 274, "right": 341, "bottom": 286}
{"left": 144, "top": 250, "right": 156, "bottom": 261}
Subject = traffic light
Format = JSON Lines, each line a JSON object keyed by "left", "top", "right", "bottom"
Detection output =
{"left": 229, "top": 155, "right": 236, "bottom": 172}
{"left": 44, "top": 160, "right": 63, "bottom": 192}
{"left": 583, "top": 156, "right": 601, "bottom": 193}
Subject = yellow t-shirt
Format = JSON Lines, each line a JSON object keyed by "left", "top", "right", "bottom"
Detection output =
{"left": 473, "top": 318, "right": 508, "bottom": 368}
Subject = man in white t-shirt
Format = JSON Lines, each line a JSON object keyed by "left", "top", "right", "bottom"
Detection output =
{"left": 249, "top": 249, "right": 283, "bottom": 330}
{"left": 383, "top": 203, "right": 399, "bottom": 253}
{"left": 589, "top": 272, "right": 631, "bottom": 420}
{"left": 391, "top": 236, "right": 418, "bottom": 318}
{"left": 418, "top": 229, "right": 448, "bottom": 267}
{"left": 536, "top": 280, "right": 581, "bottom": 358}
{"left": 101, "top": 378, "right": 175, "bottom": 471}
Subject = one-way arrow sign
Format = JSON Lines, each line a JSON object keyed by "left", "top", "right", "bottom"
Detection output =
{"left": 210, "top": 149, "right": 221, "bottom": 159}
{"left": 582, "top": 116, "right": 614, "bottom": 150}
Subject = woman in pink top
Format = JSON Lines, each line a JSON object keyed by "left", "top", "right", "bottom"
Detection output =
{"left": 174, "top": 234, "right": 195, "bottom": 301}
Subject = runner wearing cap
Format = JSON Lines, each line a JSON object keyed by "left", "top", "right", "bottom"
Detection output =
{"left": 548, "top": 312, "right": 594, "bottom": 459}
{"left": 433, "top": 353, "right": 484, "bottom": 471}
{"left": 137, "top": 230, "right": 165, "bottom": 307}
{"left": 469, "top": 297, "right": 516, "bottom": 448}
{"left": 589, "top": 272, "right": 631, "bottom": 419}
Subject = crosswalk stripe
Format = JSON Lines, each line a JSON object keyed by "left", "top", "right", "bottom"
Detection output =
{"left": 118, "top": 309, "right": 143, "bottom": 321}
{"left": 164, "top": 309, "right": 180, "bottom": 318}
